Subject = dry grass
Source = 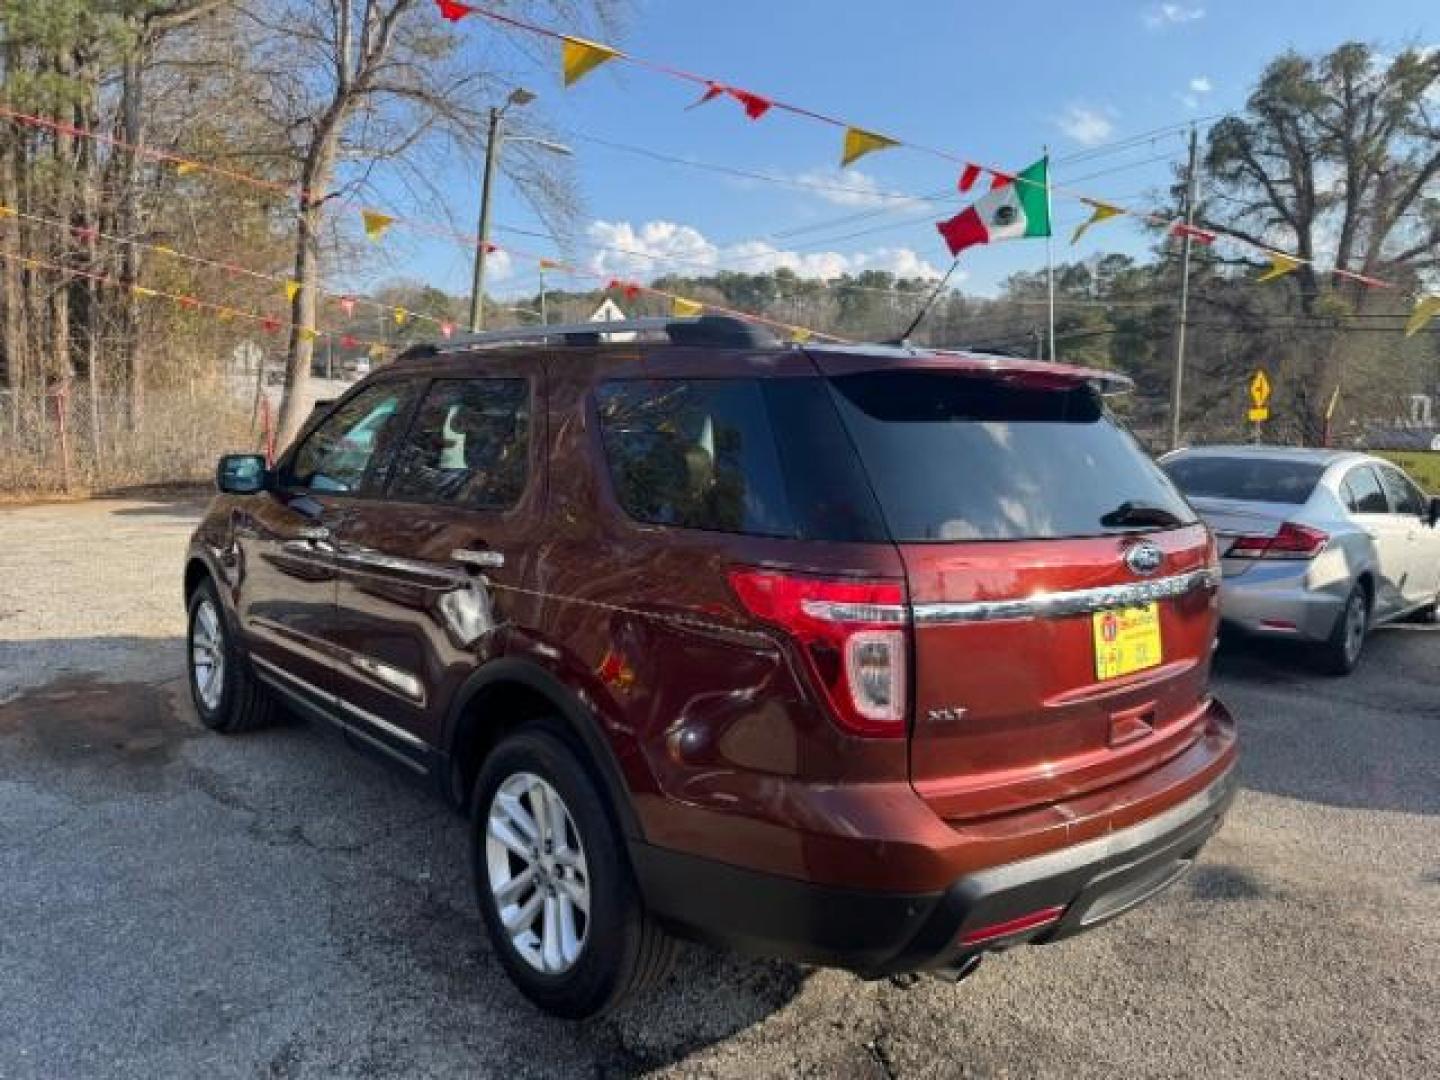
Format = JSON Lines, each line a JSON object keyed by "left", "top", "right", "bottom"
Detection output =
{"left": 0, "top": 381, "right": 260, "bottom": 497}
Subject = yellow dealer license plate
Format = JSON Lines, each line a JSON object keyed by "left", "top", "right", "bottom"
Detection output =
{"left": 1093, "top": 603, "right": 1162, "bottom": 681}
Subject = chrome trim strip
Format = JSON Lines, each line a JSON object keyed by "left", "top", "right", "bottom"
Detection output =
{"left": 344, "top": 722, "right": 429, "bottom": 773}
{"left": 249, "top": 654, "right": 430, "bottom": 754}
{"left": 912, "top": 568, "right": 1219, "bottom": 625}
{"left": 349, "top": 655, "right": 427, "bottom": 705}
{"left": 332, "top": 548, "right": 462, "bottom": 587}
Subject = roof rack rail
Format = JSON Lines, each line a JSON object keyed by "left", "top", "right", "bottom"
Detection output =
{"left": 396, "top": 314, "right": 778, "bottom": 360}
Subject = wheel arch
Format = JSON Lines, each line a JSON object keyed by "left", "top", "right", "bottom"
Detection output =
{"left": 443, "top": 657, "right": 643, "bottom": 841}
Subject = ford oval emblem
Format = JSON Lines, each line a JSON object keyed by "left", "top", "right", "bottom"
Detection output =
{"left": 1125, "top": 541, "right": 1164, "bottom": 577}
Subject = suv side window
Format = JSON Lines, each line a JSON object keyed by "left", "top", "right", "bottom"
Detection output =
{"left": 1378, "top": 467, "right": 1425, "bottom": 517}
{"left": 281, "top": 381, "right": 416, "bottom": 494}
{"left": 596, "top": 379, "right": 795, "bottom": 537}
{"left": 387, "top": 378, "right": 530, "bottom": 508}
{"left": 1342, "top": 466, "right": 1390, "bottom": 514}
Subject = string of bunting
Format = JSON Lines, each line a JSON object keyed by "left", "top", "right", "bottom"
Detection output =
{"left": 432, "top": 0, "right": 1439, "bottom": 335}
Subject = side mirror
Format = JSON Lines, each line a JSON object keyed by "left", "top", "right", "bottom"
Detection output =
{"left": 216, "top": 454, "right": 268, "bottom": 494}
{"left": 1428, "top": 496, "right": 1440, "bottom": 527}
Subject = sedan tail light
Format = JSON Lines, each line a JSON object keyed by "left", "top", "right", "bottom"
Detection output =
{"left": 728, "top": 570, "right": 908, "bottom": 738}
{"left": 1226, "top": 521, "right": 1328, "bottom": 560}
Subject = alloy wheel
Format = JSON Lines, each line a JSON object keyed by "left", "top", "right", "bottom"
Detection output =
{"left": 191, "top": 598, "right": 226, "bottom": 712}
{"left": 485, "top": 771, "right": 590, "bottom": 975}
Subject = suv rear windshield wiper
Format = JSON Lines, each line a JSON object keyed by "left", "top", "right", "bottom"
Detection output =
{"left": 1100, "top": 501, "right": 1185, "bottom": 530}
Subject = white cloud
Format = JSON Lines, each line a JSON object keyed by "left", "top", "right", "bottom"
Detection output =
{"left": 1057, "top": 104, "right": 1116, "bottom": 147}
{"left": 1179, "top": 75, "right": 1213, "bottom": 110}
{"left": 582, "top": 219, "right": 945, "bottom": 284}
{"left": 788, "top": 168, "right": 925, "bottom": 209}
{"left": 1143, "top": 3, "right": 1205, "bottom": 28}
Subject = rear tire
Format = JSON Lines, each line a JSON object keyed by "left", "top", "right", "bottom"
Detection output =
{"left": 186, "top": 578, "right": 278, "bottom": 733}
{"left": 1315, "top": 584, "right": 1368, "bottom": 677}
{"left": 471, "top": 723, "right": 674, "bottom": 1018}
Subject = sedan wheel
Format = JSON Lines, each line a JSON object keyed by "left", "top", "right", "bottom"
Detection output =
{"left": 191, "top": 598, "right": 226, "bottom": 712}
{"left": 1316, "top": 584, "right": 1369, "bottom": 676}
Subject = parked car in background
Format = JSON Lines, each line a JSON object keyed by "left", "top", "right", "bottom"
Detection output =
{"left": 184, "top": 316, "right": 1238, "bottom": 1017}
{"left": 1161, "top": 446, "right": 1440, "bottom": 674}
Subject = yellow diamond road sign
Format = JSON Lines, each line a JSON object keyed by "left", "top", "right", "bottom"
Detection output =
{"left": 1249, "top": 369, "right": 1271, "bottom": 409}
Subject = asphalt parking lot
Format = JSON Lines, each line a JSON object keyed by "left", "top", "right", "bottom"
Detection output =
{"left": 2, "top": 495, "right": 1438, "bottom": 1079}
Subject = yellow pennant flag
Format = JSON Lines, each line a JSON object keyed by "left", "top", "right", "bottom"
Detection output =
{"left": 670, "top": 297, "right": 703, "bottom": 318}
{"left": 284, "top": 279, "right": 301, "bottom": 302}
{"left": 175, "top": 161, "right": 200, "bottom": 176}
{"left": 562, "top": 36, "right": 620, "bottom": 86}
{"left": 361, "top": 209, "right": 394, "bottom": 242}
{"left": 1405, "top": 294, "right": 1440, "bottom": 337}
{"left": 215, "top": 307, "right": 235, "bottom": 322}
{"left": 1070, "top": 199, "right": 1123, "bottom": 245}
{"left": 132, "top": 285, "right": 156, "bottom": 299}
{"left": 393, "top": 307, "right": 408, "bottom": 327}
{"left": 0, "top": 204, "right": 15, "bottom": 218}
{"left": 790, "top": 327, "right": 812, "bottom": 344}
{"left": 1257, "top": 250, "right": 1302, "bottom": 283}
{"left": 368, "top": 343, "right": 388, "bottom": 360}
{"left": 299, "top": 326, "right": 319, "bottom": 342}
{"left": 538, "top": 258, "right": 561, "bottom": 270}
{"left": 840, "top": 127, "right": 899, "bottom": 168}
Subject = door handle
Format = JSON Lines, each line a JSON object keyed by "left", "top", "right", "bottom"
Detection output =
{"left": 452, "top": 548, "right": 504, "bottom": 570}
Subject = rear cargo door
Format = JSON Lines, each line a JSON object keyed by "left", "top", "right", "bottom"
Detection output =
{"left": 824, "top": 369, "right": 1219, "bottom": 822}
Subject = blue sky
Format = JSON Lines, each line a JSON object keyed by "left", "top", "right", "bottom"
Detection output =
{"left": 364, "top": 0, "right": 1436, "bottom": 302}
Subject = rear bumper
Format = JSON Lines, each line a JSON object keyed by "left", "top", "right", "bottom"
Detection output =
{"left": 1219, "top": 562, "right": 1347, "bottom": 641}
{"left": 631, "top": 764, "right": 1237, "bottom": 977}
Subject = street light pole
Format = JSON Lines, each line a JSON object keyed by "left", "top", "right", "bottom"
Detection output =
{"left": 468, "top": 105, "right": 502, "bottom": 333}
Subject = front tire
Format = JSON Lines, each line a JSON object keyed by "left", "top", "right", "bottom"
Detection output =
{"left": 471, "top": 724, "right": 674, "bottom": 1018}
{"left": 186, "top": 578, "right": 277, "bottom": 733}
{"left": 1315, "top": 584, "right": 1368, "bottom": 677}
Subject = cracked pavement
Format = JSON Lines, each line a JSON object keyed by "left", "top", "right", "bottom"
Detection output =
{"left": 1, "top": 495, "right": 1437, "bottom": 1078}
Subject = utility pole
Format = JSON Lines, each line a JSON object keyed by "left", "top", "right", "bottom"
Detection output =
{"left": 468, "top": 106, "right": 502, "bottom": 333}
{"left": 1168, "top": 124, "right": 1200, "bottom": 451}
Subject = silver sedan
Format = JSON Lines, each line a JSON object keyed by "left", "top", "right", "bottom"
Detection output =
{"left": 1160, "top": 446, "right": 1440, "bottom": 675}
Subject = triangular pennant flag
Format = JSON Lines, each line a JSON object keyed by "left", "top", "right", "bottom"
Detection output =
{"left": 671, "top": 297, "right": 703, "bottom": 318}
{"left": 0, "top": 204, "right": 14, "bottom": 217}
{"left": 538, "top": 258, "right": 560, "bottom": 270}
{"left": 131, "top": 285, "right": 156, "bottom": 299}
{"left": 841, "top": 127, "right": 899, "bottom": 168}
{"left": 339, "top": 295, "right": 356, "bottom": 316}
{"left": 958, "top": 164, "right": 983, "bottom": 193}
{"left": 791, "top": 327, "right": 812, "bottom": 344}
{"left": 393, "top": 307, "right": 408, "bottom": 327}
{"left": 341, "top": 334, "right": 357, "bottom": 348}
{"left": 175, "top": 161, "right": 199, "bottom": 176}
{"left": 299, "top": 326, "right": 319, "bottom": 342}
{"left": 1405, "top": 295, "right": 1440, "bottom": 337}
{"left": 261, "top": 316, "right": 280, "bottom": 333}
{"left": 361, "top": 209, "right": 394, "bottom": 242}
{"left": 368, "top": 343, "right": 387, "bottom": 359}
{"left": 216, "top": 307, "right": 235, "bottom": 322}
{"left": 1256, "top": 250, "right": 1302, "bottom": 283}
{"left": 728, "top": 88, "right": 773, "bottom": 120}
{"left": 623, "top": 283, "right": 641, "bottom": 302}
{"left": 1171, "top": 222, "right": 1216, "bottom": 246}
{"left": 562, "top": 35, "right": 620, "bottom": 86}
{"left": 178, "top": 295, "right": 199, "bottom": 310}
{"left": 1070, "top": 199, "right": 1124, "bottom": 245}
{"left": 482, "top": 241, "right": 498, "bottom": 254}
{"left": 434, "top": 0, "right": 474, "bottom": 21}
{"left": 686, "top": 82, "right": 727, "bottom": 110}
{"left": 936, "top": 158, "right": 1050, "bottom": 257}
{"left": 284, "top": 279, "right": 301, "bottom": 302}
{"left": 440, "top": 322, "right": 455, "bottom": 339}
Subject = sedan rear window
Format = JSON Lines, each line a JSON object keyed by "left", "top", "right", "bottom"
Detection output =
{"left": 1163, "top": 456, "right": 1324, "bottom": 505}
{"left": 827, "top": 372, "right": 1196, "bottom": 541}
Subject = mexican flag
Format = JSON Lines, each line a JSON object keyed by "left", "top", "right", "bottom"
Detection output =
{"left": 936, "top": 157, "right": 1050, "bottom": 257}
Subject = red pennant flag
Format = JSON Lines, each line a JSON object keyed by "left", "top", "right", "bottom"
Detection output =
{"left": 989, "top": 170, "right": 1014, "bottom": 190}
{"left": 687, "top": 82, "right": 727, "bottom": 110}
{"left": 1171, "top": 222, "right": 1216, "bottom": 246}
{"left": 434, "top": 0, "right": 474, "bottom": 22}
{"left": 609, "top": 279, "right": 640, "bottom": 301}
{"left": 261, "top": 316, "right": 280, "bottom": 333}
{"left": 728, "top": 88, "right": 773, "bottom": 120}
{"left": 341, "top": 334, "right": 357, "bottom": 348}
{"left": 339, "top": 295, "right": 356, "bottom": 316}
{"left": 958, "top": 164, "right": 983, "bottom": 193}
{"left": 482, "top": 241, "right": 497, "bottom": 254}
{"left": 440, "top": 322, "right": 454, "bottom": 339}
{"left": 606, "top": 278, "right": 622, "bottom": 292}
{"left": 624, "top": 283, "right": 641, "bottom": 301}
{"left": 178, "top": 295, "right": 199, "bottom": 309}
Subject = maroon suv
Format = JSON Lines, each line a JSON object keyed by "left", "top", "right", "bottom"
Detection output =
{"left": 185, "top": 316, "right": 1237, "bottom": 1018}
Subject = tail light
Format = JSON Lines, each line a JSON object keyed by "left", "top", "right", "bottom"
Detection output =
{"left": 728, "top": 570, "right": 908, "bottom": 738}
{"left": 1226, "top": 521, "right": 1328, "bottom": 560}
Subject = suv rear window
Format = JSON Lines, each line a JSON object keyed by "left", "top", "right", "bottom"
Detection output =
{"left": 827, "top": 372, "right": 1196, "bottom": 541}
{"left": 1163, "top": 455, "right": 1324, "bottom": 505}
